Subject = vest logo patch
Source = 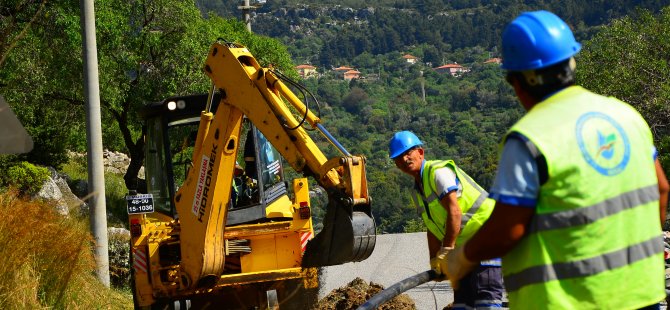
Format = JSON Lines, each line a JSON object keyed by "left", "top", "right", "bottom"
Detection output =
{"left": 576, "top": 111, "right": 630, "bottom": 176}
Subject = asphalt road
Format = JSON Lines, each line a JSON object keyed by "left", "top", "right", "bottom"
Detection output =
{"left": 320, "top": 233, "right": 667, "bottom": 310}
{"left": 320, "top": 232, "right": 453, "bottom": 310}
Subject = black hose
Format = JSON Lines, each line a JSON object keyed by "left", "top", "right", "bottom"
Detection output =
{"left": 356, "top": 269, "right": 440, "bottom": 310}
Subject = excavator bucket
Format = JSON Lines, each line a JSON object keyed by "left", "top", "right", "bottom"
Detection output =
{"left": 302, "top": 189, "right": 376, "bottom": 267}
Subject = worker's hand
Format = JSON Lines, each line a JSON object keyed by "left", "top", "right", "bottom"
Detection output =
{"left": 429, "top": 257, "right": 444, "bottom": 280}
{"left": 445, "top": 245, "right": 476, "bottom": 290}
{"left": 430, "top": 247, "right": 453, "bottom": 281}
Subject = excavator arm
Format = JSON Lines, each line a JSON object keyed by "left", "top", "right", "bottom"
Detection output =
{"left": 174, "top": 41, "right": 375, "bottom": 289}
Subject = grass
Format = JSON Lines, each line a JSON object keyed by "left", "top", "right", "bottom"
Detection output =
{"left": 0, "top": 189, "right": 133, "bottom": 309}
{"left": 61, "top": 157, "right": 130, "bottom": 228}
{"left": 61, "top": 156, "right": 133, "bottom": 291}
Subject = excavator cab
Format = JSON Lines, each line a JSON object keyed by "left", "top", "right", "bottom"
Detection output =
{"left": 140, "top": 93, "right": 292, "bottom": 225}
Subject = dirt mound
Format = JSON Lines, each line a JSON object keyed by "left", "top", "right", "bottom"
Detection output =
{"left": 314, "top": 277, "right": 416, "bottom": 310}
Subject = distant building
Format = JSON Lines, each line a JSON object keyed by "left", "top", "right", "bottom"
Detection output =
{"left": 343, "top": 70, "right": 361, "bottom": 81}
{"left": 296, "top": 64, "right": 317, "bottom": 79}
{"left": 333, "top": 66, "right": 355, "bottom": 79}
{"left": 434, "top": 63, "right": 469, "bottom": 77}
{"left": 402, "top": 54, "right": 419, "bottom": 64}
{"left": 484, "top": 57, "right": 502, "bottom": 65}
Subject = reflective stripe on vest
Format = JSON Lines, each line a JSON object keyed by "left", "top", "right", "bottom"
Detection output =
{"left": 453, "top": 166, "right": 488, "bottom": 228}
{"left": 529, "top": 184, "right": 659, "bottom": 233}
{"left": 412, "top": 181, "right": 486, "bottom": 229}
{"left": 502, "top": 86, "right": 663, "bottom": 308}
{"left": 504, "top": 235, "right": 662, "bottom": 292}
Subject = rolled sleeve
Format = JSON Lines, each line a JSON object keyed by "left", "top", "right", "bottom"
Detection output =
{"left": 434, "top": 167, "right": 461, "bottom": 199}
{"left": 489, "top": 136, "right": 540, "bottom": 208}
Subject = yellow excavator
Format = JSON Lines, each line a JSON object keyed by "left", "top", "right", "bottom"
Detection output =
{"left": 126, "top": 40, "right": 376, "bottom": 309}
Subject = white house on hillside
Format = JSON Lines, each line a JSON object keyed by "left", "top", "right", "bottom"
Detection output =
{"left": 434, "top": 63, "right": 469, "bottom": 77}
{"left": 402, "top": 54, "right": 419, "bottom": 64}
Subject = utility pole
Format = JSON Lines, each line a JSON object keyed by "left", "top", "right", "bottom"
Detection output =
{"left": 420, "top": 70, "right": 426, "bottom": 103}
{"left": 79, "top": 0, "right": 110, "bottom": 287}
{"left": 238, "top": 0, "right": 260, "bottom": 32}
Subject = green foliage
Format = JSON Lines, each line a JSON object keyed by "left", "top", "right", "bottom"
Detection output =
{"left": 4, "top": 0, "right": 668, "bottom": 235}
{"left": 403, "top": 218, "right": 427, "bottom": 233}
{"left": 105, "top": 172, "right": 131, "bottom": 227}
{"left": 60, "top": 154, "right": 88, "bottom": 181}
{"left": 0, "top": 161, "right": 49, "bottom": 195}
{"left": 60, "top": 155, "right": 132, "bottom": 227}
{"left": 2, "top": 0, "right": 298, "bottom": 182}
{"left": 577, "top": 7, "right": 670, "bottom": 172}
{"left": 211, "top": 1, "right": 669, "bottom": 68}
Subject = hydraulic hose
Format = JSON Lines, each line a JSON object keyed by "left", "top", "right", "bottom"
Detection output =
{"left": 356, "top": 269, "right": 439, "bottom": 310}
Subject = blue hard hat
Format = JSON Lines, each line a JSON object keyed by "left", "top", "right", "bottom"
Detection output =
{"left": 501, "top": 11, "right": 581, "bottom": 71}
{"left": 389, "top": 131, "right": 423, "bottom": 159}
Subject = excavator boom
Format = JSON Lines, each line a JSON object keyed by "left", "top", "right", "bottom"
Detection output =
{"left": 201, "top": 41, "right": 375, "bottom": 267}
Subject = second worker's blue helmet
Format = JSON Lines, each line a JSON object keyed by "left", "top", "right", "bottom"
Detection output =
{"left": 389, "top": 131, "right": 423, "bottom": 159}
{"left": 501, "top": 10, "right": 581, "bottom": 71}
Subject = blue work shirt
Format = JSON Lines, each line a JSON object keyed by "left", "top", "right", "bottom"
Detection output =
{"left": 489, "top": 135, "right": 659, "bottom": 208}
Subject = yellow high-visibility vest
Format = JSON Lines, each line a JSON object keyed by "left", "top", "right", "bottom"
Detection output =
{"left": 503, "top": 86, "right": 664, "bottom": 309}
{"left": 412, "top": 160, "right": 495, "bottom": 246}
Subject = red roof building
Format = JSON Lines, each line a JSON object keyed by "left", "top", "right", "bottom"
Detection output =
{"left": 343, "top": 70, "right": 361, "bottom": 81}
{"left": 333, "top": 66, "right": 356, "bottom": 79}
{"left": 296, "top": 64, "right": 317, "bottom": 78}
{"left": 434, "top": 63, "right": 469, "bottom": 77}
{"left": 484, "top": 57, "right": 502, "bottom": 65}
{"left": 402, "top": 54, "right": 419, "bottom": 64}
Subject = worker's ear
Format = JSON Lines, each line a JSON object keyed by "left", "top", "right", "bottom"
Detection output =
{"left": 417, "top": 147, "right": 425, "bottom": 157}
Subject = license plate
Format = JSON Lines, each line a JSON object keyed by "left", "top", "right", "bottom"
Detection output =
{"left": 126, "top": 194, "right": 155, "bottom": 214}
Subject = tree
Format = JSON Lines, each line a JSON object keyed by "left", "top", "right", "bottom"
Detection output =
{"left": 1, "top": 0, "right": 297, "bottom": 188}
{"left": 1, "top": 0, "right": 82, "bottom": 167}
{"left": 341, "top": 87, "right": 370, "bottom": 113}
{"left": 0, "top": 0, "right": 47, "bottom": 70}
{"left": 577, "top": 8, "right": 670, "bottom": 170}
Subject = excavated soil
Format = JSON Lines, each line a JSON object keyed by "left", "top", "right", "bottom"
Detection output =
{"left": 314, "top": 277, "right": 416, "bottom": 310}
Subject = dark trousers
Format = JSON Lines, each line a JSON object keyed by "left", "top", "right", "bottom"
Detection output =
{"left": 453, "top": 265, "right": 504, "bottom": 310}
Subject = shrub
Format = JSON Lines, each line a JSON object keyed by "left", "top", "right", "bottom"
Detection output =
{"left": 0, "top": 161, "right": 50, "bottom": 195}
{"left": 108, "top": 230, "right": 131, "bottom": 289}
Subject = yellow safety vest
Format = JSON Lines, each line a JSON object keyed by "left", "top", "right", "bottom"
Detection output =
{"left": 503, "top": 86, "right": 664, "bottom": 309}
{"left": 412, "top": 160, "right": 495, "bottom": 246}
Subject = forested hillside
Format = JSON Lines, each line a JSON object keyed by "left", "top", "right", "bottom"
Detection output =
{"left": 195, "top": 1, "right": 670, "bottom": 233}
{"left": 2, "top": 1, "right": 669, "bottom": 235}
{"left": 198, "top": 0, "right": 667, "bottom": 66}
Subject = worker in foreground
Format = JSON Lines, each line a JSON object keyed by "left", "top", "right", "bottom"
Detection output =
{"left": 439, "top": 10, "right": 670, "bottom": 309}
{"left": 389, "top": 131, "right": 504, "bottom": 309}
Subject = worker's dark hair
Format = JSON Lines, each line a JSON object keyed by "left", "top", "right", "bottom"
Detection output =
{"left": 506, "top": 58, "right": 576, "bottom": 101}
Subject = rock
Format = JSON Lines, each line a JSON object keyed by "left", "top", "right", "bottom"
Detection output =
{"left": 69, "top": 179, "right": 89, "bottom": 198}
{"left": 35, "top": 175, "right": 67, "bottom": 216}
{"left": 37, "top": 168, "right": 63, "bottom": 201}
{"left": 34, "top": 167, "right": 88, "bottom": 217}
{"left": 108, "top": 227, "right": 130, "bottom": 238}
{"left": 71, "top": 149, "right": 145, "bottom": 179}
{"left": 51, "top": 168, "right": 87, "bottom": 212}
